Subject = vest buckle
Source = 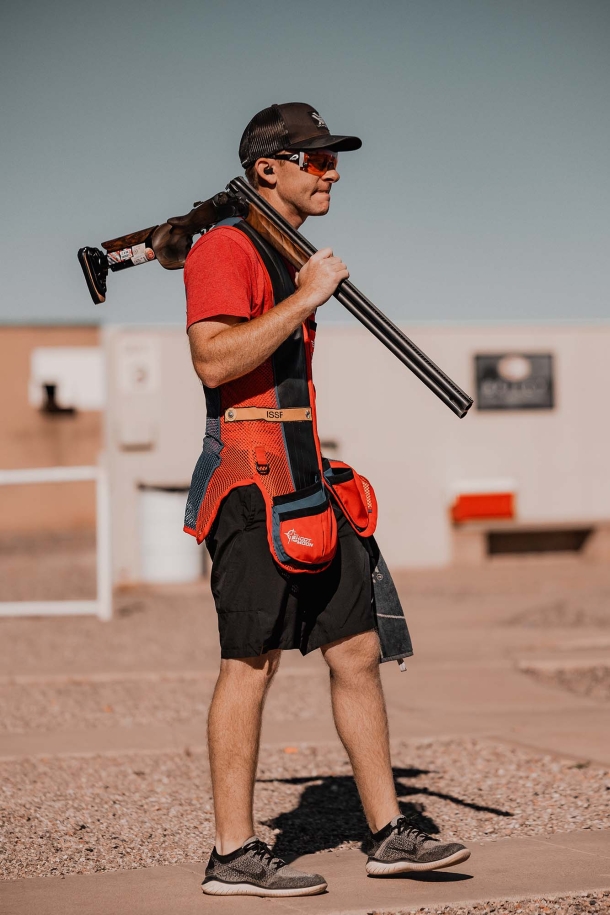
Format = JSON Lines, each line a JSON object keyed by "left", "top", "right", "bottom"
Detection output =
{"left": 255, "top": 446, "right": 270, "bottom": 475}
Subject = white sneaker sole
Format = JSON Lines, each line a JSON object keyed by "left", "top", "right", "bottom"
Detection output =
{"left": 202, "top": 879, "right": 327, "bottom": 897}
{"left": 366, "top": 847, "right": 471, "bottom": 876}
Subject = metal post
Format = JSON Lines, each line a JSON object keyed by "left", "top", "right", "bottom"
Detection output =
{"left": 96, "top": 457, "right": 113, "bottom": 621}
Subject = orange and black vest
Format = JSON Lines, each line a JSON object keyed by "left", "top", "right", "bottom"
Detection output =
{"left": 184, "top": 221, "right": 377, "bottom": 573}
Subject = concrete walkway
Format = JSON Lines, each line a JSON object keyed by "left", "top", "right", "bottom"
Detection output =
{"left": 3, "top": 829, "right": 610, "bottom": 915}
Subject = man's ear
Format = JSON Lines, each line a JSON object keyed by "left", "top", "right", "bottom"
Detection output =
{"left": 255, "top": 158, "right": 277, "bottom": 186}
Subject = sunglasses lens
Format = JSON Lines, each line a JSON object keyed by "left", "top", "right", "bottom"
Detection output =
{"left": 303, "top": 151, "right": 338, "bottom": 176}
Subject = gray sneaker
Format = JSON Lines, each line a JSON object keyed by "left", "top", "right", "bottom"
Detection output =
{"left": 202, "top": 837, "right": 327, "bottom": 897}
{"left": 364, "top": 816, "right": 470, "bottom": 876}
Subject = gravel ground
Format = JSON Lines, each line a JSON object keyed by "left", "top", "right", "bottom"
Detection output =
{"left": 0, "top": 672, "right": 330, "bottom": 734}
{"left": 0, "top": 677, "right": 214, "bottom": 734}
{"left": 522, "top": 665, "right": 610, "bottom": 703}
{"left": 371, "top": 890, "right": 610, "bottom": 914}
{"left": 2, "top": 737, "right": 609, "bottom": 880}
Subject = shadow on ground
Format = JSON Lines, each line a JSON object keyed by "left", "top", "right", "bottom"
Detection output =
{"left": 260, "top": 766, "right": 513, "bottom": 861}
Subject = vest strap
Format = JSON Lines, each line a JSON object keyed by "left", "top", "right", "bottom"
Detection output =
{"left": 224, "top": 406, "right": 312, "bottom": 422}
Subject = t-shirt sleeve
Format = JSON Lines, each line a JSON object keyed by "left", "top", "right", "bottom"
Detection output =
{"left": 184, "top": 228, "right": 258, "bottom": 330}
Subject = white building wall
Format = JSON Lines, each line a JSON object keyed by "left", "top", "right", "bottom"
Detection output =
{"left": 103, "top": 327, "right": 206, "bottom": 584}
{"left": 315, "top": 324, "right": 610, "bottom": 567}
{"left": 105, "top": 323, "right": 610, "bottom": 579}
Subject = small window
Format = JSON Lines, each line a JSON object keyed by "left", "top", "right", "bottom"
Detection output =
{"left": 488, "top": 528, "right": 592, "bottom": 555}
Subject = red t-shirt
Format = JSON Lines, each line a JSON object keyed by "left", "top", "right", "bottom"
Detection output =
{"left": 184, "top": 226, "right": 274, "bottom": 330}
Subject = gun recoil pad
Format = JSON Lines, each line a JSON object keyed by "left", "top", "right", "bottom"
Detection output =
{"left": 77, "top": 247, "right": 108, "bottom": 304}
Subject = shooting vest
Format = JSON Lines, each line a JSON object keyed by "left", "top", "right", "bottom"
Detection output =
{"left": 183, "top": 221, "right": 377, "bottom": 573}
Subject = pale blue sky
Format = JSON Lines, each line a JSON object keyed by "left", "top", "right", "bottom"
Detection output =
{"left": 1, "top": 0, "right": 608, "bottom": 326}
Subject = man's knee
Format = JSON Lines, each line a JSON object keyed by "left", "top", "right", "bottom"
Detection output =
{"left": 219, "top": 649, "right": 282, "bottom": 691}
{"left": 322, "top": 630, "right": 380, "bottom": 680}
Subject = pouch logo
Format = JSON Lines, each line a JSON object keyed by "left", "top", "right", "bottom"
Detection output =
{"left": 310, "top": 111, "right": 327, "bottom": 129}
{"left": 285, "top": 529, "right": 314, "bottom": 548}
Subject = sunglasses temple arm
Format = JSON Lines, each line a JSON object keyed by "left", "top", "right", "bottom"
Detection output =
{"left": 228, "top": 176, "right": 473, "bottom": 418}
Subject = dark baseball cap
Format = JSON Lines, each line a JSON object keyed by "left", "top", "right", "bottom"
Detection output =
{"left": 239, "top": 102, "right": 362, "bottom": 169}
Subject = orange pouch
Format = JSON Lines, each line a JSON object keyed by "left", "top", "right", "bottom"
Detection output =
{"left": 271, "top": 482, "right": 337, "bottom": 568}
{"left": 323, "top": 460, "right": 378, "bottom": 537}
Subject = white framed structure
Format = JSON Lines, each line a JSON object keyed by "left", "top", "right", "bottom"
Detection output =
{"left": 0, "top": 462, "right": 112, "bottom": 620}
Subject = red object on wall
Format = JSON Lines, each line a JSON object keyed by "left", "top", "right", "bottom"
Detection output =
{"left": 451, "top": 492, "right": 515, "bottom": 524}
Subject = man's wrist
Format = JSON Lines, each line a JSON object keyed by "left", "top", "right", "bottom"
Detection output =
{"left": 286, "top": 286, "right": 324, "bottom": 317}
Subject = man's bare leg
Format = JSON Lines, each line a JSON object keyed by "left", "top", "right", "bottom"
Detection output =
{"left": 321, "top": 631, "right": 400, "bottom": 833}
{"left": 207, "top": 650, "right": 281, "bottom": 854}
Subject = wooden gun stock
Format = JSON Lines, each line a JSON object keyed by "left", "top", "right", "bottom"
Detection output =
{"left": 102, "top": 226, "right": 159, "bottom": 252}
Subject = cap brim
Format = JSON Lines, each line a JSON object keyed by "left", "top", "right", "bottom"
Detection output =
{"left": 286, "top": 134, "right": 362, "bottom": 153}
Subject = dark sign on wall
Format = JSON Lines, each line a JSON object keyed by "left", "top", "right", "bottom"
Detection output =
{"left": 475, "top": 353, "right": 554, "bottom": 411}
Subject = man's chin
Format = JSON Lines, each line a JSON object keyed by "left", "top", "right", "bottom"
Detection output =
{"left": 308, "top": 196, "right": 331, "bottom": 216}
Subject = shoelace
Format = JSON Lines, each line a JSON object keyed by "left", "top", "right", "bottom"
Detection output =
{"left": 394, "top": 817, "right": 437, "bottom": 844}
{"left": 246, "top": 840, "right": 286, "bottom": 871}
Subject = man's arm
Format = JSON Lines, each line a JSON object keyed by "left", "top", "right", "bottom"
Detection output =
{"left": 188, "top": 247, "right": 348, "bottom": 388}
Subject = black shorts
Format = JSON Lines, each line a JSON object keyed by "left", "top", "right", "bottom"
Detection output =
{"left": 205, "top": 484, "right": 376, "bottom": 659}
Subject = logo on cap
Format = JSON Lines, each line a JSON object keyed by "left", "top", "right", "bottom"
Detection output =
{"left": 310, "top": 111, "right": 328, "bottom": 129}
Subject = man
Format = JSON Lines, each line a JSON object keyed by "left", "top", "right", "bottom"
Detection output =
{"left": 184, "top": 103, "right": 469, "bottom": 897}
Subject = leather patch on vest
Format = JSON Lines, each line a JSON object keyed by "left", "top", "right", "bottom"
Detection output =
{"left": 225, "top": 407, "right": 312, "bottom": 422}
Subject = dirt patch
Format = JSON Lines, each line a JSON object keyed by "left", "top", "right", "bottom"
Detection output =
{"left": 522, "top": 664, "right": 610, "bottom": 703}
{"left": 507, "top": 598, "right": 610, "bottom": 629}
{"left": 0, "top": 581, "right": 221, "bottom": 678}
{"left": 0, "top": 531, "right": 96, "bottom": 602}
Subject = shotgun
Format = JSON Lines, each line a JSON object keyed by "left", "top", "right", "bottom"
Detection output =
{"left": 78, "top": 177, "right": 473, "bottom": 418}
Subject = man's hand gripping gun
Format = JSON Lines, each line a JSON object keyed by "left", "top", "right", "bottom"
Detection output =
{"left": 78, "top": 177, "right": 473, "bottom": 418}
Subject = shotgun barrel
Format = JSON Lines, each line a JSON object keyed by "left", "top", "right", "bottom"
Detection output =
{"left": 228, "top": 177, "right": 473, "bottom": 419}
{"left": 78, "top": 178, "right": 473, "bottom": 417}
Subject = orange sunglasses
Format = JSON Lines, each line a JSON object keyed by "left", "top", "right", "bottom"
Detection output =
{"left": 272, "top": 149, "right": 339, "bottom": 177}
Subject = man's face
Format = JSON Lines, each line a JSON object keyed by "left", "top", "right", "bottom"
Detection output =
{"left": 259, "top": 149, "right": 340, "bottom": 224}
